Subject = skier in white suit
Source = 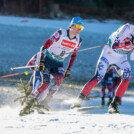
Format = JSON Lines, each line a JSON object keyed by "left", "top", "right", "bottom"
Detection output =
{"left": 72, "top": 23, "right": 134, "bottom": 114}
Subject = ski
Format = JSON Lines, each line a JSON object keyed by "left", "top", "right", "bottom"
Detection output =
{"left": 76, "top": 105, "right": 107, "bottom": 111}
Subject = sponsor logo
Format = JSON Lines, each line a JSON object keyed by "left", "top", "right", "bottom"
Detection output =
{"left": 61, "top": 40, "right": 76, "bottom": 49}
{"left": 35, "top": 76, "right": 41, "bottom": 78}
{"left": 123, "top": 37, "right": 130, "bottom": 42}
{"left": 121, "top": 60, "right": 127, "bottom": 64}
{"left": 108, "top": 51, "right": 112, "bottom": 54}
{"left": 101, "top": 57, "right": 109, "bottom": 65}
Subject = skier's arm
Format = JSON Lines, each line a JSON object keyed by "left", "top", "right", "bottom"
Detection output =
{"left": 111, "top": 41, "right": 131, "bottom": 50}
{"left": 67, "top": 50, "right": 78, "bottom": 70}
{"left": 65, "top": 38, "right": 82, "bottom": 77}
{"left": 111, "top": 24, "right": 134, "bottom": 50}
{"left": 39, "top": 30, "right": 62, "bottom": 71}
{"left": 40, "top": 29, "right": 62, "bottom": 62}
{"left": 26, "top": 54, "right": 37, "bottom": 70}
{"left": 26, "top": 54, "right": 37, "bottom": 66}
{"left": 64, "top": 51, "right": 78, "bottom": 78}
{"left": 39, "top": 39, "right": 53, "bottom": 62}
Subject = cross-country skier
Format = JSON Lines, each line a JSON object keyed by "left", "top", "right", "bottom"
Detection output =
{"left": 30, "top": 17, "right": 84, "bottom": 106}
{"left": 100, "top": 66, "right": 121, "bottom": 106}
{"left": 71, "top": 23, "right": 134, "bottom": 114}
{"left": 100, "top": 67, "right": 116, "bottom": 106}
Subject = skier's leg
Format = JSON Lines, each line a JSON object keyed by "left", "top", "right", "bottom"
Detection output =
{"left": 71, "top": 57, "right": 109, "bottom": 108}
{"left": 34, "top": 68, "right": 50, "bottom": 97}
{"left": 40, "top": 66, "right": 64, "bottom": 105}
{"left": 31, "top": 70, "right": 42, "bottom": 94}
{"left": 107, "top": 84, "right": 113, "bottom": 106}
{"left": 108, "top": 62, "right": 131, "bottom": 113}
{"left": 100, "top": 80, "right": 106, "bottom": 106}
{"left": 80, "top": 57, "right": 109, "bottom": 96}
{"left": 112, "top": 81, "right": 116, "bottom": 96}
{"left": 45, "top": 73, "right": 64, "bottom": 102}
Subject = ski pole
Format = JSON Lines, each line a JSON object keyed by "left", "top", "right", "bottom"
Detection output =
{"left": 0, "top": 71, "right": 33, "bottom": 78}
{"left": 10, "top": 65, "right": 38, "bottom": 71}
{"left": 78, "top": 43, "right": 108, "bottom": 52}
{"left": 127, "top": 47, "right": 134, "bottom": 55}
{"left": 66, "top": 43, "right": 108, "bottom": 54}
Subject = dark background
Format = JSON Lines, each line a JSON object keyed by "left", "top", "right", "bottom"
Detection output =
{"left": 1, "top": 0, "right": 134, "bottom": 21}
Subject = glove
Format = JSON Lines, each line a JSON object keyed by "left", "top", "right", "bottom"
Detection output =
{"left": 30, "top": 67, "right": 35, "bottom": 70}
{"left": 39, "top": 61, "right": 45, "bottom": 71}
{"left": 64, "top": 69, "right": 70, "bottom": 78}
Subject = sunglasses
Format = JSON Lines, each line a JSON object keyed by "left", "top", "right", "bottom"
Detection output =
{"left": 75, "top": 24, "right": 84, "bottom": 30}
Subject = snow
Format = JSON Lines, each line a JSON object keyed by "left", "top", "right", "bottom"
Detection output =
{"left": 0, "top": 106, "right": 134, "bottom": 134}
{"left": 0, "top": 82, "right": 134, "bottom": 134}
{"left": 0, "top": 15, "right": 134, "bottom": 134}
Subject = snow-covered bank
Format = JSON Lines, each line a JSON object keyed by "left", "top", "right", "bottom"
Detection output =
{"left": 0, "top": 15, "right": 124, "bottom": 34}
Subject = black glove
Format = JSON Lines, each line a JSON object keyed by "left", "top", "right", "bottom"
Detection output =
{"left": 30, "top": 67, "right": 35, "bottom": 70}
{"left": 39, "top": 61, "right": 45, "bottom": 72}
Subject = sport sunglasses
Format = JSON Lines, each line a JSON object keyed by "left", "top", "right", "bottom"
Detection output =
{"left": 75, "top": 24, "right": 84, "bottom": 30}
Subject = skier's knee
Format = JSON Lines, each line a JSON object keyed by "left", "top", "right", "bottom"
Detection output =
{"left": 91, "top": 71, "right": 104, "bottom": 82}
{"left": 43, "top": 75, "right": 50, "bottom": 84}
{"left": 122, "top": 68, "right": 131, "bottom": 81}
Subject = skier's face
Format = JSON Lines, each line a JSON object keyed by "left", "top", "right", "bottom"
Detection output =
{"left": 69, "top": 25, "right": 83, "bottom": 37}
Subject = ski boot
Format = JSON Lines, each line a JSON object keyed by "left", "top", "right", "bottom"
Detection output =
{"left": 108, "top": 96, "right": 120, "bottom": 114}
{"left": 71, "top": 93, "right": 86, "bottom": 109}
{"left": 101, "top": 97, "right": 105, "bottom": 106}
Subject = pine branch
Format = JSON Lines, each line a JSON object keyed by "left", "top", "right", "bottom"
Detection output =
{"left": 15, "top": 79, "right": 32, "bottom": 106}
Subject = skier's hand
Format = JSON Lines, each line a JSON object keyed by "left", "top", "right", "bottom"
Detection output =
{"left": 30, "top": 67, "right": 35, "bottom": 70}
{"left": 39, "top": 61, "right": 45, "bottom": 72}
{"left": 64, "top": 69, "right": 70, "bottom": 78}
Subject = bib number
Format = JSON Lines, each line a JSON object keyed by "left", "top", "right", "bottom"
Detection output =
{"left": 60, "top": 51, "right": 66, "bottom": 56}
